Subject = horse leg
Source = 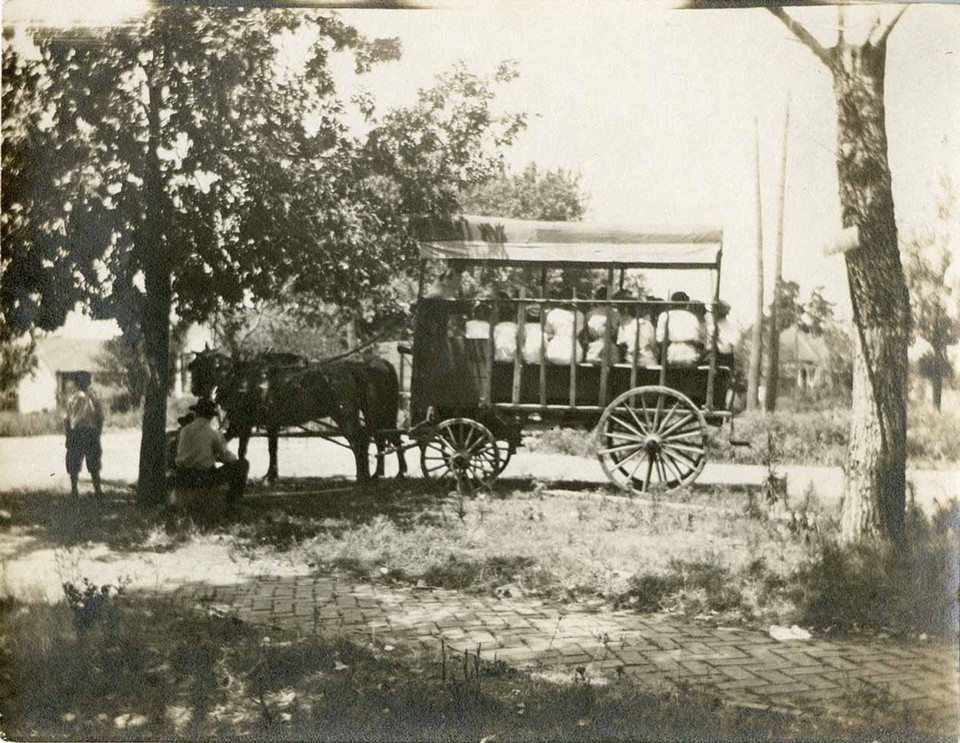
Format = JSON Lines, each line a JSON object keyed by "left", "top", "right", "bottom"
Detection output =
{"left": 373, "top": 433, "right": 385, "bottom": 479}
{"left": 238, "top": 429, "right": 250, "bottom": 461}
{"left": 393, "top": 432, "right": 407, "bottom": 479}
{"left": 266, "top": 428, "right": 279, "bottom": 483}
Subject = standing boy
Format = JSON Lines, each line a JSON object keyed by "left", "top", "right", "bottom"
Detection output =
{"left": 64, "top": 371, "right": 104, "bottom": 498}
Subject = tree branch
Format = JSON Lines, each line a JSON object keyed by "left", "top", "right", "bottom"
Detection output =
{"left": 768, "top": 6, "right": 833, "bottom": 68}
{"left": 873, "top": 6, "right": 909, "bottom": 48}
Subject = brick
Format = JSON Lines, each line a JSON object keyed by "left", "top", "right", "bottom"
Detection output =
{"left": 718, "top": 665, "right": 762, "bottom": 682}
{"left": 755, "top": 669, "right": 797, "bottom": 686}
{"left": 754, "top": 682, "right": 811, "bottom": 696}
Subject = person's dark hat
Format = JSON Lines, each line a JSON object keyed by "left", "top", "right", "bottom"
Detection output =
{"left": 177, "top": 413, "right": 195, "bottom": 427}
{"left": 190, "top": 399, "right": 218, "bottom": 418}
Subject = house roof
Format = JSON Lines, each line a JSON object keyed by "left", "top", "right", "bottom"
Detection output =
{"left": 35, "top": 337, "right": 109, "bottom": 374}
{"left": 779, "top": 325, "right": 829, "bottom": 365}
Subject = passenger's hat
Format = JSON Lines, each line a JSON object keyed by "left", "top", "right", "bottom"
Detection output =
{"left": 190, "top": 399, "right": 218, "bottom": 418}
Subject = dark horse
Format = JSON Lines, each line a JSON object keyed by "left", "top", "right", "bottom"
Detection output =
{"left": 188, "top": 349, "right": 405, "bottom": 483}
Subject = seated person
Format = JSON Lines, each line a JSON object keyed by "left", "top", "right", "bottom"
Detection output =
{"left": 545, "top": 292, "right": 585, "bottom": 365}
{"left": 174, "top": 399, "right": 250, "bottom": 504}
{"left": 464, "top": 302, "right": 491, "bottom": 340}
{"left": 584, "top": 287, "right": 621, "bottom": 365}
{"left": 616, "top": 293, "right": 657, "bottom": 366}
{"left": 522, "top": 304, "right": 549, "bottom": 364}
{"left": 656, "top": 291, "right": 705, "bottom": 365}
{"left": 705, "top": 299, "right": 738, "bottom": 368}
{"left": 492, "top": 291, "right": 519, "bottom": 362}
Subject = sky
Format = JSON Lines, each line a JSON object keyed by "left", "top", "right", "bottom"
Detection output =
{"left": 4, "top": 2, "right": 959, "bottom": 335}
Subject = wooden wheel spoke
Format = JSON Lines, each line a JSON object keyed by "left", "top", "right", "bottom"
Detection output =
{"left": 609, "top": 414, "right": 646, "bottom": 439}
{"left": 599, "top": 442, "right": 643, "bottom": 456}
{"left": 659, "top": 449, "right": 686, "bottom": 483}
{"left": 661, "top": 441, "right": 705, "bottom": 457}
{"left": 663, "top": 428, "right": 705, "bottom": 443}
{"left": 610, "top": 444, "right": 647, "bottom": 471}
{"left": 637, "top": 393, "right": 654, "bottom": 430}
{"left": 661, "top": 444, "right": 702, "bottom": 470}
{"left": 659, "top": 412, "right": 694, "bottom": 439}
{"left": 656, "top": 401, "right": 680, "bottom": 434}
{"left": 605, "top": 431, "right": 646, "bottom": 444}
{"left": 624, "top": 405, "right": 650, "bottom": 435}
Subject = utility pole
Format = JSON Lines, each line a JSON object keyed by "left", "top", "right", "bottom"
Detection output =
{"left": 747, "top": 116, "right": 765, "bottom": 411}
{"left": 764, "top": 96, "right": 790, "bottom": 412}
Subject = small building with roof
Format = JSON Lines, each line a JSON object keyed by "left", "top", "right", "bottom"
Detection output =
{"left": 15, "top": 336, "right": 110, "bottom": 413}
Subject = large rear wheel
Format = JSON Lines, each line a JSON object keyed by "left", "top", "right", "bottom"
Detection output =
{"left": 420, "top": 418, "right": 501, "bottom": 493}
{"left": 597, "top": 386, "right": 707, "bottom": 494}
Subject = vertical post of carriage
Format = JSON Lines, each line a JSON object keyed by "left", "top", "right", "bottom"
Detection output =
{"left": 599, "top": 268, "right": 615, "bottom": 406}
{"left": 484, "top": 298, "right": 496, "bottom": 406}
{"left": 512, "top": 289, "right": 526, "bottom": 405}
{"left": 569, "top": 290, "right": 578, "bottom": 408}
{"left": 705, "top": 244, "right": 722, "bottom": 411}
{"left": 658, "top": 292, "right": 670, "bottom": 389}
{"left": 630, "top": 299, "right": 640, "bottom": 390}
{"left": 539, "top": 294, "right": 547, "bottom": 407}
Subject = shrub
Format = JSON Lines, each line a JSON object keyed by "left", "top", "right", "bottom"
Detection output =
{"left": 789, "top": 502, "right": 960, "bottom": 637}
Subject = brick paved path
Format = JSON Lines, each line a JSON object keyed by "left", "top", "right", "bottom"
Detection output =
{"left": 173, "top": 574, "right": 959, "bottom": 733}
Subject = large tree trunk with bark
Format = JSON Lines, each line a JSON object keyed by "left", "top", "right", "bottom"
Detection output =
{"left": 137, "top": 80, "right": 172, "bottom": 505}
{"left": 833, "top": 42, "right": 910, "bottom": 545}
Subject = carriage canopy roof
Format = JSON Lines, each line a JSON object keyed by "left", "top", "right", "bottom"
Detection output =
{"left": 413, "top": 215, "right": 722, "bottom": 269}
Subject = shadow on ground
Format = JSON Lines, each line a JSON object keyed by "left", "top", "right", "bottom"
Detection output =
{"left": 0, "top": 472, "right": 756, "bottom": 561}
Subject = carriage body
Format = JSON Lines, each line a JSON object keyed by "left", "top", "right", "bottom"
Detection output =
{"left": 408, "top": 216, "right": 734, "bottom": 493}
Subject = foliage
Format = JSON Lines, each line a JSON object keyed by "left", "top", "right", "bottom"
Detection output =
{"left": 0, "top": 400, "right": 184, "bottom": 437}
{"left": 94, "top": 336, "right": 149, "bottom": 412}
{"left": 528, "top": 402, "right": 960, "bottom": 467}
{"left": 1, "top": 9, "right": 409, "bottom": 335}
{"left": 460, "top": 161, "right": 587, "bottom": 222}
{"left": 0, "top": 315, "right": 37, "bottom": 410}
{"left": 788, "top": 502, "right": 959, "bottom": 637}
{"left": 61, "top": 578, "right": 126, "bottom": 639}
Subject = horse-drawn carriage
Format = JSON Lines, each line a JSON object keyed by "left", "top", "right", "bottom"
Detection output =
{"left": 405, "top": 216, "right": 732, "bottom": 495}
{"left": 189, "top": 215, "right": 735, "bottom": 496}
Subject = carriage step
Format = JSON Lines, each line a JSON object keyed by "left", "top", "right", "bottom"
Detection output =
{"left": 729, "top": 439, "right": 753, "bottom": 448}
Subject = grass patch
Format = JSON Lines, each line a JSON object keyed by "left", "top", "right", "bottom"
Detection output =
{"left": 786, "top": 502, "right": 960, "bottom": 637}
{"left": 1, "top": 588, "right": 943, "bottom": 741}
{"left": 0, "top": 397, "right": 197, "bottom": 437}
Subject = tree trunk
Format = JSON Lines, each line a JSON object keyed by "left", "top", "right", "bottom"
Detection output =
{"left": 932, "top": 349, "right": 943, "bottom": 411}
{"left": 747, "top": 117, "right": 765, "bottom": 411}
{"left": 137, "top": 79, "right": 172, "bottom": 505}
{"left": 833, "top": 42, "right": 910, "bottom": 545}
{"left": 764, "top": 99, "right": 790, "bottom": 412}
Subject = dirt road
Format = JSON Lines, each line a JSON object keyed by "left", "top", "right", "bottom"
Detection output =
{"left": 1, "top": 430, "right": 955, "bottom": 513}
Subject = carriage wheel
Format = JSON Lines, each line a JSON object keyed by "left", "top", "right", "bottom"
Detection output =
{"left": 420, "top": 418, "right": 501, "bottom": 493}
{"left": 597, "top": 386, "right": 707, "bottom": 495}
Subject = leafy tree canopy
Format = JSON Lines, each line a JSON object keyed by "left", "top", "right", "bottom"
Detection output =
{"left": 1, "top": 9, "right": 526, "bottom": 340}
{"left": 460, "top": 161, "right": 587, "bottom": 222}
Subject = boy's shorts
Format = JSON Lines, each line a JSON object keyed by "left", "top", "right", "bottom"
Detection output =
{"left": 66, "top": 427, "right": 102, "bottom": 476}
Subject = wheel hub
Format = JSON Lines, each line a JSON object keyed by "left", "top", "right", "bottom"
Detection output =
{"left": 644, "top": 434, "right": 662, "bottom": 456}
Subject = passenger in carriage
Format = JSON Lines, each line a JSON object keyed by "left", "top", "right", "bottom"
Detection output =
{"left": 545, "top": 290, "right": 585, "bottom": 365}
{"left": 464, "top": 302, "right": 491, "bottom": 340}
{"left": 656, "top": 291, "right": 705, "bottom": 365}
{"left": 616, "top": 291, "right": 657, "bottom": 366}
{"left": 706, "top": 300, "right": 738, "bottom": 368}
{"left": 584, "top": 287, "right": 622, "bottom": 364}
{"left": 492, "top": 291, "right": 519, "bottom": 362}
{"left": 522, "top": 304, "right": 549, "bottom": 364}
{"left": 425, "top": 266, "right": 464, "bottom": 300}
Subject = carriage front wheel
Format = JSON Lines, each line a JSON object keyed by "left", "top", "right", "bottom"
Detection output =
{"left": 420, "top": 418, "right": 501, "bottom": 494}
{"left": 597, "top": 386, "right": 708, "bottom": 495}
